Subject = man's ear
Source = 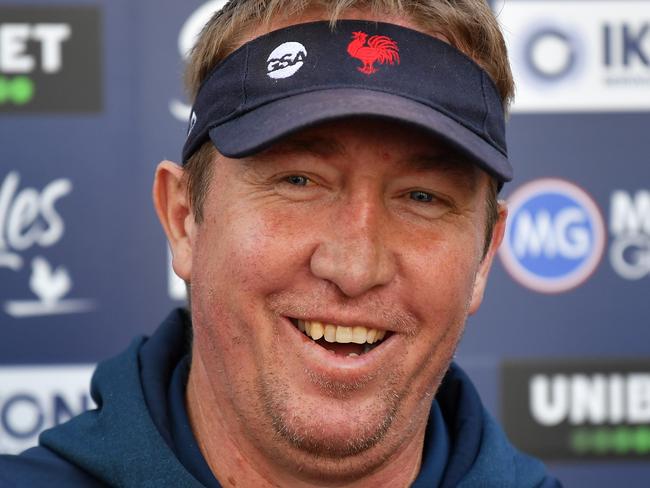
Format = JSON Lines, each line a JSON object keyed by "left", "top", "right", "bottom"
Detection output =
{"left": 468, "top": 201, "right": 508, "bottom": 315}
{"left": 153, "top": 161, "right": 194, "bottom": 282}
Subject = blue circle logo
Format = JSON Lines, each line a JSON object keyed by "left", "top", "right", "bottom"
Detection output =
{"left": 500, "top": 179, "right": 606, "bottom": 293}
{"left": 519, "top": 23, "right": 585, "bottom": 86}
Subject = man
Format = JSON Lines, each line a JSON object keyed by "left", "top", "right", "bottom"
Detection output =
{"left": 0, "top": 1, "right": 561, "bottom": 486}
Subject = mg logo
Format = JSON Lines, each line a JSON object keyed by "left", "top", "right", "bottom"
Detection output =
{"left": 500, "top": 179, "right": 606, "bottom": 293}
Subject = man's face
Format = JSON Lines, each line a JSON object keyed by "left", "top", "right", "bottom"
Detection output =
{"left": 183, "top": 117, "right": 503, "bottom": 478}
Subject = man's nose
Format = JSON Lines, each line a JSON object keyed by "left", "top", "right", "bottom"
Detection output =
{"left": 309, "top": 194, "right": 397, "bottom": 298}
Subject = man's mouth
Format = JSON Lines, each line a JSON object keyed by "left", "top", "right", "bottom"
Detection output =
{"left": 289, "top": 318, "right": 390, "bottom": 357}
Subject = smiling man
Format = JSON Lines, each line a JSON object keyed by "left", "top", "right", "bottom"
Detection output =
{"left": 0, "top": 1, "right": 562, "bottom": 487}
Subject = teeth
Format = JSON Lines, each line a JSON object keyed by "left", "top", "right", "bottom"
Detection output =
{"left": 310, "top": 321, "right": 324, "bottom": 340}
{"left": 335, "top": 326, "right": 352, "bottom": 343}
{"left": 324, "top": 324, "right": 337, "bottom": 343}
{"left": 297, "top": 320, "right": 387, "bottom": 346}
{"left": 367, "top": 329, "right": 377, "bottom": 344}
{"left": 352, "top": 326, "right": 367, "bottom": 344}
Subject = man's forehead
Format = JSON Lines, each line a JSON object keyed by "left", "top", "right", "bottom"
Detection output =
{"left": 254, "top": 120, "right": 482, "bottom": 184}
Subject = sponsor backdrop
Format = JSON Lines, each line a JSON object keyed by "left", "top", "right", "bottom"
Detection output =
{"left": 0, "top": 0, "right": 648, "bottom": 485}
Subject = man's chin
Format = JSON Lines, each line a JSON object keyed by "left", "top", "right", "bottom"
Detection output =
{"left": 259, "top": 378, "right": 404, "bottom": 460}
{"left": 271, "top": 405, "right": 398, "bottom": 458}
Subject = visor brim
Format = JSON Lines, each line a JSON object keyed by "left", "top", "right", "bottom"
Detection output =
{"left": 209, "top": 89, "right": 512, "bottom": 182}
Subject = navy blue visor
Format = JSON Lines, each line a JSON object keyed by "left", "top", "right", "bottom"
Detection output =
{"left": 182, "top": 20, "right": 512, "bottom": 182}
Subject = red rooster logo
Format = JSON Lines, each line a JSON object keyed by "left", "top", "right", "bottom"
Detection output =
{"left": 347, "top": 31, "right": 400, "bottom": 75}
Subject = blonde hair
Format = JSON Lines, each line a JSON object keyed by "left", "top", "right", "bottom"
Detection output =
{"left": 183, "top": 0, "right": 510, "bottom": 255}
{"left": 187, "top": 0, "right": 513, "bottom": 106}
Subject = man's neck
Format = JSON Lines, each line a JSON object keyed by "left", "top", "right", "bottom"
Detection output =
{"left": 185, "top": 352, "right": 427, "bottom": 488}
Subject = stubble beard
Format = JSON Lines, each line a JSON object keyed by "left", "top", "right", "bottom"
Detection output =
{"left": 258, "top": 366, "right": 406, "bottom": 461}
{"left": 252, "top": 322, "right": 465, "bottom": 475}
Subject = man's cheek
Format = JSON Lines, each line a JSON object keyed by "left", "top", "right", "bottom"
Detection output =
{"left": 232, "top": 218, "right": 313, "bottom": 275}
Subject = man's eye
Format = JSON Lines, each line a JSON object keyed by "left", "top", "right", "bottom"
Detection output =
{"left": 409, "top": 190, "right": 434, "bottom": 203}
{"left": 285, "top": 175, "right": 310, "bottom": 186}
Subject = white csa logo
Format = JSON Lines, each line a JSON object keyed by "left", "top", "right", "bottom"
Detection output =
{"left": 500, "top": 179, "right": 606, "bottom": 294}
{"left": 266, "top": 42, "right": 307, "bottom": 79}
{"left": 170, "top": 0, "right": 228, "bottom": 121}
{"left": 0, "top": 171, "right": 94, "bottom": 317}
{"left": 609, "top": 190, "right": 650, "bottom": 280}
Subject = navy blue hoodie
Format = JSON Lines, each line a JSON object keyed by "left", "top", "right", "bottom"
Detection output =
{"left": 0, "top": 310, "right": 561, "bottom": 487}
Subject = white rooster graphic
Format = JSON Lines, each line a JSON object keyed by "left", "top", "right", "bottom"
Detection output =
{"left": 29, "top": 256, "right": 72, "bottom": 305}
{"left": 3, "top": 255, "right": 94, "bottom": 318}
